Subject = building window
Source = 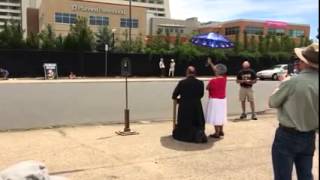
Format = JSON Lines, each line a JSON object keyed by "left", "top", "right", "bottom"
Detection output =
{"left": 245, "top": 26, "right": 263, "bottom": 35}
{"left": 89, "top": 16, "right": 109, "bottom": 26}
{"left": 288, "top": 30, "right": 305, "bottom": 37}
{"left": 225, "top": 26, "right": 240, "bottom": 35}
{"left": 55, "top": 12, "right": 77, "bottom": 24}
{"left": 120, "top": 18, "right": 139, "bottom": 28}
{"left": 268, "top": 28, "right": 285, "bottom": 36}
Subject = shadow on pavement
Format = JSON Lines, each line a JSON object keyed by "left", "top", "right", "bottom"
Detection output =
{"left": 160, "top": 135, "right": 219, "bottom": 151}
{"left": 229, "top": 118, "right": 252, "bottom": 123}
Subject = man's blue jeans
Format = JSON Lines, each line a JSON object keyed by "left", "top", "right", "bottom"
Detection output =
{"left": 272, "top": 127, "right": 316, "bottom": 180}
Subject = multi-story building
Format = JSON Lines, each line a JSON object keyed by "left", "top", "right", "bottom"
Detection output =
{"left": 198, "top": 19, "right": 310, "bottom": 43}
{"left": 84, "top": 0, "right": 170, "bottom": 18}
{"left": 149, "top": 17, "right": 200, "bottom": 36}
{"left": 37, "top": 0, "right": 147, "bottom": 41}
{"left": 0, "top": 0, "right": 22, "bottom": 29}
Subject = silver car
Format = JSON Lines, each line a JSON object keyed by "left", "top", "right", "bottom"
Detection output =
{"left": 257, "top": 64, "right": 288, "bottom": 80}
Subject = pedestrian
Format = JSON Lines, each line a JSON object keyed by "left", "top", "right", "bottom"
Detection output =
{"left": 269, "top": 43, "right": 319, "bottom": 180}
{"left": 168, "top": 59, "right": 175, "bottom": 77}
{"left": 159, "top": 58, "right": 166, "bottom": 77}
{"left": 236, "top": 61, "right": 258, "bottom": 120}
{"left": 0, "top": 67, "right": 9, "bottom": 80}
{"left": 172, "top": 66, "right": 207, "bottom": 143}
{"left": 205, "top": 58, "right": 228, "bottom": 138}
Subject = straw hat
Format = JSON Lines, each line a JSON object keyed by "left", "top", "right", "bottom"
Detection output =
{"left": 294, "top": 43, "right": 319, "bottom": 69}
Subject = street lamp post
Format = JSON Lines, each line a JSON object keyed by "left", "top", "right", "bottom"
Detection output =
{"left": 116, "top": 0, "right": 138, "bottom": 136}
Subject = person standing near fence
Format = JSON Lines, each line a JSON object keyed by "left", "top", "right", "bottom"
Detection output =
{"left": 168, "top": 59, "right": 176, "bottom": 77}
{"left": 269, "top": 43, "right": 318, "bottom": 180}
{"left": 159, "top": 58, "right": 166, "bottom": 77}
{"left": 236, "top": 61, "right": 258, "bottom": 120}
{"left": 205, "top": 58, "right": 228, "bottom": 138}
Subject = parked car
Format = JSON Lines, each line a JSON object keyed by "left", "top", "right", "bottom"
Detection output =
{"left": 257, "top": 64, "right": 288, "bottom": 80}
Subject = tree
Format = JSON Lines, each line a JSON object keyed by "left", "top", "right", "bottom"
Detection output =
{"left": 55, "top": 35, "right": 64, "bottom": 50}
{"left": 249, "top": 35, "right": 257, "bottom": 52}
{"left": 95, "top": 26, "right": 113, "bottom": 52}
{"left": 67, "top": 17, "right": 95, "bottom": 51}
{"left": 243, "top": 31, "right": 248, "bottom": 50}
{"left": 174, "top": 32, "right": 182, "bottom": 48}
{"left": 0, "top": 20, "right": 25, "bottom": 49}
{"left": 164, "top": 30, "right": 171, "bottom": 50}
{"left": 39, "top": 24, "right": 56, "bottom": 49}
{"left": 131, "top": 33, "right": 144, "bottom": 53}
{"left": 145, "top": 30, "right": 168, "bottom": 54}
{"left": 63, "top": 34, "right": 77, "bottom": 50}
{"left": 233, "top": 32, "right": 242, "bottom": 54}
{"left": 26, "top": 32, "right": 40, "bottom": 49}
{"left": 264, "top": 35, "right": 271, "bottom": 52}
{"left": 118, "top": 29, "right": 131, "bottom": 53}
{"left": 270, "top": 36, "right": 281, "bottom": 52}
{"left": 258, "top": 35, "right": 265, "bottom": 53}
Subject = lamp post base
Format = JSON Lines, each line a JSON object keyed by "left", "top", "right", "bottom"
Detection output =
{"left": 115, "top": 109, "right": 138, "bottom": 136}
{"left": 115, "top": 131, "right": 139, "bottom": 136}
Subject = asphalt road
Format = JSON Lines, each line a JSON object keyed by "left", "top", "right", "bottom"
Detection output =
{"left": 0, "top": 78, "right": 279, "bottom": 130}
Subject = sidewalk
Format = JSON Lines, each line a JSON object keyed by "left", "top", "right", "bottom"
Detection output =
{"left": 0, "top": 112, "right": 318, "bottom": 180}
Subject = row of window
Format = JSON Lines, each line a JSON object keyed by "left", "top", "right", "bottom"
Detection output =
{"left": 224, "top": 26, "right": 305, "bottom": 37}
{"left": 158, "top": 27, "right": 184, "bottom": 34}
{"left": 55, "top": 13, "right": 139, "bottom": 28}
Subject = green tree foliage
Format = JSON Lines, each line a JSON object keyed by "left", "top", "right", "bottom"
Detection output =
{"left": 174, "top": 42, "right": 203, "bottom": 62}
{"left": 233, "top": 33, "right": 242, "bottom": 54}
{"left": 131, "top": 34, "right": 144, "bottom": 53}
{"left": 39, "top": 24, "right": 56, "bottom": 49}
{"left": 117, "top": 29, "right": 131, "bottom": 53}
{"left": 249, "top": 35, "right": 257, "bottom": 52}
{"left": 145, "top": 30, "right": 168, "bottom": 54}
{"left": 0, "top": 21, "right": 25, "bottom": 49}
{"left": 270, "top": 36, "right": 281, "bottom": 52}
{"left": 258, "top": 35, "right": 265, "bottom": 53}
{"left": 95, "top": 26, "right": 113, "bottom": 52}
{"left": 26, "top": 32, "right": 40, "bottom": 49}
{"left": 243, "top": 31, "right": 248, "bottom": 50}
{"left": 55, "top": 35, "right": 64, "bottom": 50}
{"left": 67, "top": 17, "right": 95, "bottom": 51}
{"left": 174, "top": 32, "right": 182, "bottom": 48}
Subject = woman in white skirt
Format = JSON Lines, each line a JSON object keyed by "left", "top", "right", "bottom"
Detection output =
{"left": 206, "top": 59, "right": 228, "bottom": 138}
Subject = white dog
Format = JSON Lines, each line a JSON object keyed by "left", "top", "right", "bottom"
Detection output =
{"left": 0, "top": 161, "right": 67, "bottom": 180}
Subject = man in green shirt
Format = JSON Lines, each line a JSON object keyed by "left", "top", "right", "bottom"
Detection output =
{"left": 269, "top": 43, "right": 319, "bottom": 180}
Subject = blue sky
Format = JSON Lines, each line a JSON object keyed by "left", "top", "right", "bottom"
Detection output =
{"left": 170, "top": 0, "right": 319, "bottom": 40}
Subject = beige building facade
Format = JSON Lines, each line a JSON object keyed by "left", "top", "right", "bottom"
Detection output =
{"left": 38, "top": 0, "right": 147, "bottom": 40}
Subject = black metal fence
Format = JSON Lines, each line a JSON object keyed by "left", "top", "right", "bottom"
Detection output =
{"left": 0, "top": 49, "right": 292, "bottom": 78}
